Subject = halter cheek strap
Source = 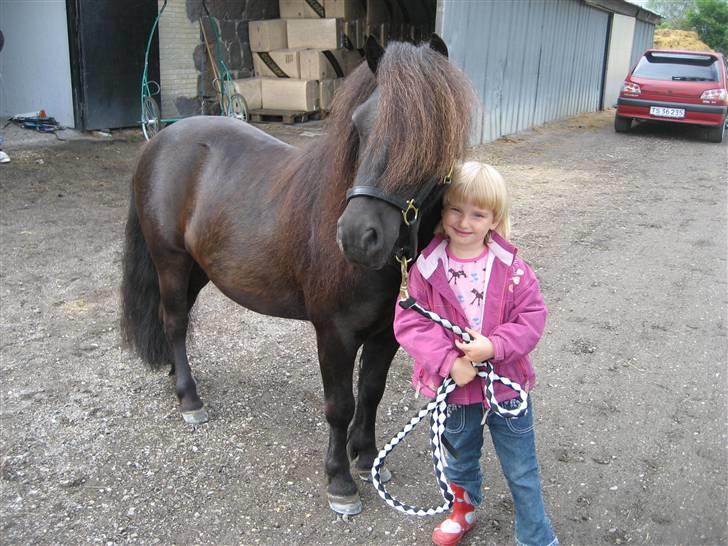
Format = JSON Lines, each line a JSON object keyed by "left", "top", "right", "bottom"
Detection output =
{"left": 345, "top": 164, "right": 454, "bottom": 264}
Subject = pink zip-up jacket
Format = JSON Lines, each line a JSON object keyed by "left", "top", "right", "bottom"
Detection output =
{"left": 393, "top": 233, "right": 547, "bottom": 406}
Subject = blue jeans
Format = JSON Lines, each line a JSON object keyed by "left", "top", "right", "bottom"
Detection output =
{"left": 442, "top": 397, "right": 558, "bottom": 546}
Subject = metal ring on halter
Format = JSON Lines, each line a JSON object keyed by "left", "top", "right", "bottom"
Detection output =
{"left": 401, "top": 199, "right": 418, "bottom": 226}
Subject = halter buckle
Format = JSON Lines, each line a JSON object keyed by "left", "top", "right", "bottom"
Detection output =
{"left": 401, "top": 199, "right": 419, "bottom": 226}
{"left": 396, "top": 254, "right": 412, "bottom": 298}
{"left": 443, "top": 164, "right": 454, "bottom": 185}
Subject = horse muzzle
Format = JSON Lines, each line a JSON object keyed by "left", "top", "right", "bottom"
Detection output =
{"left": 336, "top": 200, "right": 399, "bottom": 269}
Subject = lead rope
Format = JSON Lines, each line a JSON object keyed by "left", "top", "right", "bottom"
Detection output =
{"left": 371, "top": 257, "right": 528, "bottom": 516}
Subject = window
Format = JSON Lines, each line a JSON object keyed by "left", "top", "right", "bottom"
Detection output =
{"left": 633, "top": 53, "right": 719, "bottom": 82}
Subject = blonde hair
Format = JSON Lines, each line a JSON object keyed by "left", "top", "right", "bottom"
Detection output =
{"left": 436, "top": 161, "right": 511, "bottom": 242}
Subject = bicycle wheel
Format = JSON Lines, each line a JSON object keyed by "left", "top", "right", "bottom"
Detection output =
{"left": 142, "top": 96, "right": 162, "bottom": 140}
{"left": 223, "top": 93, "right": 248, "bottom": 122}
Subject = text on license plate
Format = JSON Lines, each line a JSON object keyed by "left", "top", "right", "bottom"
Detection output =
{"left": 650, "top": 106, "right": 685, "bottom": 119}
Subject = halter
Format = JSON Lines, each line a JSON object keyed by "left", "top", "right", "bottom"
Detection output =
{"left": 345, "top": 165, "right": 454, "bottom": 264}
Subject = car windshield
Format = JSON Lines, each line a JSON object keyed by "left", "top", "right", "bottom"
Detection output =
{"left": 633, "top": 53, "right": 720, "bottom": 82}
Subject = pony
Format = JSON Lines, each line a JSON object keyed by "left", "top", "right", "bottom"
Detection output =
{"left": 121, "top": 35, "right": 476, "bottom": 515}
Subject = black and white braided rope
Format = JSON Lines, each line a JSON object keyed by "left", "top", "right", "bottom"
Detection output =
{"left": 371, "top": 297, "right": 528, "bottom": 516}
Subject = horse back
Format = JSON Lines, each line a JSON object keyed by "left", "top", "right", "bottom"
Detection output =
{"left": 132, "top": 117, "right": 307, "bottom": 318}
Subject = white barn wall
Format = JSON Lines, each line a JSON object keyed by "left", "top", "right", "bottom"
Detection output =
{"left": 0, "top": 0, "right": 74, "bottom": 127}
{"left": 603, "top": 13, "right": 636, "bottom": 108}
{"left": 157, "top": 0, "right": 200, "bottom": 118}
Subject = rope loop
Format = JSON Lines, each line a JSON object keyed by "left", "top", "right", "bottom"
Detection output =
{"left": 371, "top": 298, "right": 528, "bottom": 516}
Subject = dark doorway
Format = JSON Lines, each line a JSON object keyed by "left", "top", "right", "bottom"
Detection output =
{"left": 67, "top": 0, "right": 160, "bottom": 130}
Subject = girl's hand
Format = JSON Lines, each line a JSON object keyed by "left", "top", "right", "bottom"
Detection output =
{"left": 454, "top": 328, "right": 495, "bottom": 363}
{"left": 450, "top": 356, "right": 477, "bottom": 387}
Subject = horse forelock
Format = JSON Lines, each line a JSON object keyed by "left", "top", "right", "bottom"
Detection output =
{"left": 372, "top": 42, "right": 478, "bottom": 194}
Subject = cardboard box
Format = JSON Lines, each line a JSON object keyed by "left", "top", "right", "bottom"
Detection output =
{"left": 299, "top": 48, "right": 362, "bottom": 81}
{"left": 325, "top": 0, "right": 365, "bottom": 20}
{"left": 279, "top": 0, "right": 324, "bottom": 18}
{"left": 261, "top": 78, "right": 320, "bottom": 111}
{"left": 249, "top": 20, "right": 288, "bottom": 52}
{"left": 319, "top": 78, "right": 343, "bottom": 111}
{"left": 287, "top": 18, "right": 345, "bottom": 49}
{"left": 280, "top": 0, "right": 363, "bottom": 20}
{"left": 230, "top": 78, "right": 263, "bottom": 110}
{"left": 253, "top": 49, "right": 303, "bottom": 78}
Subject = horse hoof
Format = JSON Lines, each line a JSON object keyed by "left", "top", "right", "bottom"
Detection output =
{"left": 358, "top": 466, "right": 392, "bottom": 483}
{"left": 328, "top": 493, "right": 362, "bottom": 515}
{"left": 181, "top": 407, "right": 208, "bottom": 425}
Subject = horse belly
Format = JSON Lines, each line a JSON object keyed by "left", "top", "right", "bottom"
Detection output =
{"left": 207, "top": 269, "right": 308, "bottom": 321}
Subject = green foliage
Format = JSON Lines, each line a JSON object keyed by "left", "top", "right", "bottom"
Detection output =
{"left": 686, "top": 0, "right": 728, "bottom": 54}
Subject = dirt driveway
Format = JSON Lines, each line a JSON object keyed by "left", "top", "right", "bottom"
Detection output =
{"left": 1, "top": 112, "right": 726, "bottom": 546}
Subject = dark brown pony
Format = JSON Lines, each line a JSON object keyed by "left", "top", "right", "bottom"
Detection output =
{"left": 121, "top": 36, "right": 476, "bottom": 514}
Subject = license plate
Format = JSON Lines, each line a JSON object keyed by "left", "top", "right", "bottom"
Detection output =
{"left": 649, "top": 106, "right": 685, "bottom": 119}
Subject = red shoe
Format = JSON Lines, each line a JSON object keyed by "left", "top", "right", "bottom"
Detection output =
{"left": 431, "top": 484, "right": 476, "bottom": 546}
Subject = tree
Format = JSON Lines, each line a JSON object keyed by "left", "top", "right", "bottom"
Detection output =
{"left": 686, "top": 0, "right": 728, "bottom": 54}
{"left": 647, "top": 0, "right": 695, "bottom": 27}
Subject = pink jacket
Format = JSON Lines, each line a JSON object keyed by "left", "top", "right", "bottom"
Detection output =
{"left": 393, "top": 233, "right": 547, "bottom": 406}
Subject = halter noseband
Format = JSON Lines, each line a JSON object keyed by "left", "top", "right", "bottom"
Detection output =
{"left": 345, "top": 165, "right": 454, "bottom": 270}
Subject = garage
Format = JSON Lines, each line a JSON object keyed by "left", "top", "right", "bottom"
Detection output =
{"left": 0, "top": 0, "right": 659, "bottom": 140}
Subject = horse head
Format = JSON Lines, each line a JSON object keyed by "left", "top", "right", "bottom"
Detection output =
{"left": 336, "top": 35, "right": 477, "bottom": 269}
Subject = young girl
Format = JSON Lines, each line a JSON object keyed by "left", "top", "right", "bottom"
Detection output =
{"left": 393, "top": 162, "right": 558, "bottom": 546}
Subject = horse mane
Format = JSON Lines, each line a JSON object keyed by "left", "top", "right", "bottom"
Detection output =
{"left": 271, "top": 41, "right": 478, "bottom": 308}
{"left": 374, "top": 42, "right": 478, "bottom": 192}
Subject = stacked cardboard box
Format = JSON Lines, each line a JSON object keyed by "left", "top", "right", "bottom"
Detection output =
{"left": 239, "top": 0, "right": 429, "bottom": 114}
{"left": 241, "top": 0, "right": 370, "bottom": 113}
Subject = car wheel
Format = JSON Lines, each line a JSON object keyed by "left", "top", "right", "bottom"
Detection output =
{"left": 706, "top": 122, "right": 725, "bottom": 143}
{"left": 614, "top": 115, "right": 631, "bottom": 133}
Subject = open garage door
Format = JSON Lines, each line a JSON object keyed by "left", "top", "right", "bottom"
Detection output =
{"left": 67, "top": 0, "right": 159, "bottom": 130}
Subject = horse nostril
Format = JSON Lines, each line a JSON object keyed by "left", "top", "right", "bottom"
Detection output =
{"left": 360, "top": 227, "right": 379, "bottom": 251}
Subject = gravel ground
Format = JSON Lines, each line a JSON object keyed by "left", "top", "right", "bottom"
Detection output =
{"left": 0, "top": 111, "right": 726, "bottom": 545}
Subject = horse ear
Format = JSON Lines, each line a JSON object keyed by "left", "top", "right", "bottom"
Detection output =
{"left": 429, "top": 33, "right": 448, "bottom": 58}
{"left": 365, "top": 35, "right": 385, "bottom": 74}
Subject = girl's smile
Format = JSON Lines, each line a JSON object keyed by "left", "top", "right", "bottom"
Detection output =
{"left": 442, "top": 199, "right": 498, "bottom": 258}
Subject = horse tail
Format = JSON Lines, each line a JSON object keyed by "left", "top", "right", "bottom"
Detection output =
{"left": 120, "top": 193, "right": 173, "bottom": 369}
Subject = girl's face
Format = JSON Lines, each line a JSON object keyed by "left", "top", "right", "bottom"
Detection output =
{"left": 442, "top": 198, "right": 498, "bottom": 257}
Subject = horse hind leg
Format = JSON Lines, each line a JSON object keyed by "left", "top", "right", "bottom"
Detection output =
{"left": 156, "top": 252, "right": 208, "bottom": 424}
{"left": 168, "top": 262, "right": 209, "bottom": 376}
{"left": 348, "top": 327, "right": 398, "bottom": 484}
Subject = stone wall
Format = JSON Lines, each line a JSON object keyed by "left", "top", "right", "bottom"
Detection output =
{"left": 157, "top": 0, "right": 277, "bottom": 117}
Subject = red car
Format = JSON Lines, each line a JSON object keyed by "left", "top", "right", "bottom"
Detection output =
{"left": 615, "top": 49, "right": 727, "bottom": 143}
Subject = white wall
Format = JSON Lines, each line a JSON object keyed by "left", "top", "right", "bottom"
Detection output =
{"left": 604, "top": 13, "right": 636, "bottom": 109}
{"left": 0, "top": 0, "right": 75, "bottom": 127}
{"left": 158, "top": 0, "right": 199, "bottom": 117}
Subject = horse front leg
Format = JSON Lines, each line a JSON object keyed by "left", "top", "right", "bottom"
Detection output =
{"left": 348, "top": 326, "right": 398, "bottom": 482}
{"left": 314, "top": 323, "right": 360, "bottom": 515}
